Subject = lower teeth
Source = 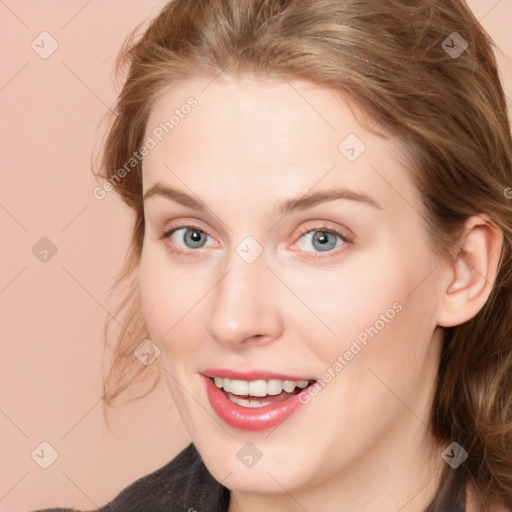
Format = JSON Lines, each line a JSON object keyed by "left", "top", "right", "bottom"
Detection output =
{"left": 229, "top": 395, "right": 269, "bottom": 408}
{"left": 225, "top": 390, "right": 298, "bottom": 408}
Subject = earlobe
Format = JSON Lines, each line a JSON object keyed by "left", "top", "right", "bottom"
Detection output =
{"left": 438, "top": 216, "right": 503, "bottom": 328}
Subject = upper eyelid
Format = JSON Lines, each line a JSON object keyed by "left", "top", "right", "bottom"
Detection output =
{"left": 163, "top": 221, "right": 213, "bottom": 237}
{"left": 295, "top": 224, "right": 349, "bottom": 237}
{"left": 291, "top": 227, "right": 349, "bottom": 251}
{"left": 165, "top": 225, "right": 216, "bottom": 244}
{"left": 164, "top": 221, "right": 347, "bottom": 237}
{"left": 293, "top": 222, "right": 353, "bottom": 243}
{"left": 164, "top": 223, "right": 351, "bottom": 249}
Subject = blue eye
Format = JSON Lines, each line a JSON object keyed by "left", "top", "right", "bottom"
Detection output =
{"left": 160, "top": 224, "right": 350, "bottom": 259}
{"left": 298, "top": 229, "right": 346, "bottom": 252}
{"left": 168, "top": 227, "right": 211, "bottom": 249}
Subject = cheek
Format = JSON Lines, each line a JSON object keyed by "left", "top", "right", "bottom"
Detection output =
{"left": 138, "top": 246, "right": 198, "bottom": 344}
{"left": 286, "top": 238, "right": 439, "bottom": 367}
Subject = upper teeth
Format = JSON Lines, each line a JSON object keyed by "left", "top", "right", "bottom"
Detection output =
{"left": 213, "top": 377, "right": 310, "bottom": 396}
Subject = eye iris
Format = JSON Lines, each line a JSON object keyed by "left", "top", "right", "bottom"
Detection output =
{"left": 184, "top": 229, "right": 206, "bottom": 248}
{"left": 312, "top": 231, "right": 337, "bottom": 252}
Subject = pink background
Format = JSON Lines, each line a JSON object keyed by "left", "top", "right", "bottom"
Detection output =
{"left": 1, "top": 1, "right": 511, "bottom": 510}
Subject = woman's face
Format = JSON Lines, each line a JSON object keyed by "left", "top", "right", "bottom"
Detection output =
{"left": 139, "top": 77, "right": 447, "bottom": 497}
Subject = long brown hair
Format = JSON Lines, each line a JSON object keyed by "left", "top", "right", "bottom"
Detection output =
{"left": 97, "top": 1, "right": 512, "bottom": 509}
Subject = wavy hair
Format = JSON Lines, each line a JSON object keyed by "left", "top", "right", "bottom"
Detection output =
{"left": 96, "top": 1, "right": 512, "bottom": 510}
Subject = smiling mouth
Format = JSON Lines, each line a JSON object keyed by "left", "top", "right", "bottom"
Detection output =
{"left": 212, "top": 377, "right": 316, "bottom": 408}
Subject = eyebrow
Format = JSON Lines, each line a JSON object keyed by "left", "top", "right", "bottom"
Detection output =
{"left": 143, "top": 184, "right": 206, "bottom": 210}
{"left": 274, "top": 186, "right": 382, "bottom": 216}
{"left": 142, "top": 183, "right": 382, "bottom": 216}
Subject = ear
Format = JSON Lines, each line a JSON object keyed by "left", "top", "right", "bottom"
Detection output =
{"left": 437, "top": 215, "right": 503, "bottom": 328}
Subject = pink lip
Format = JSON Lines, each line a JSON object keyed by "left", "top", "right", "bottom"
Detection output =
{"left": 201, "top": 370, "right": 315, "bottom": 431}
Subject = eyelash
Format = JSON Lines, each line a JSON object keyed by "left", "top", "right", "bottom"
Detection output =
{"left": 159, "top": 223, "right": 352, "bottom": 260}
{"left": 160, "top": 224, "right": 213, "bottom": 258}
{"left": 293, "top": 224, "right": 351, "bottom": 259}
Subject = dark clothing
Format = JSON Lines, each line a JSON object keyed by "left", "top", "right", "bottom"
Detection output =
{"left": 33, "top": 443, "right": 466, "bottom": 512}
{"left": 33, "top": 444, "right": 230, "bottom": 512}
{"left": 425, "top": 462, "right": 467, "bottom": 512}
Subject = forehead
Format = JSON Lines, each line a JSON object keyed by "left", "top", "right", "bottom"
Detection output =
{"left": 145, "top": 76, "right": 371, "bottom": 165}
{"left": 142, "top": 76, "right": 421, "bottom": 215}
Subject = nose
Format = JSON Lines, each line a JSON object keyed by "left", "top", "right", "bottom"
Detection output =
{"left": 206, "top": 254, "right": 284, "bottom": 348}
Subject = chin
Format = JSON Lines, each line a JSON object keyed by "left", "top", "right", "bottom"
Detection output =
{"left": 196, "top": 437, "right": 317, "bottom": 495}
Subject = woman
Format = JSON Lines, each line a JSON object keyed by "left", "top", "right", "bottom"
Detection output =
{"left": 36, "top": 0, "right": 512, "bottom": 510}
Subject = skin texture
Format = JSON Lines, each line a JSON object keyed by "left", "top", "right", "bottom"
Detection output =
{"left": 138, "top": 77, "right": 502, "bottom": 512}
